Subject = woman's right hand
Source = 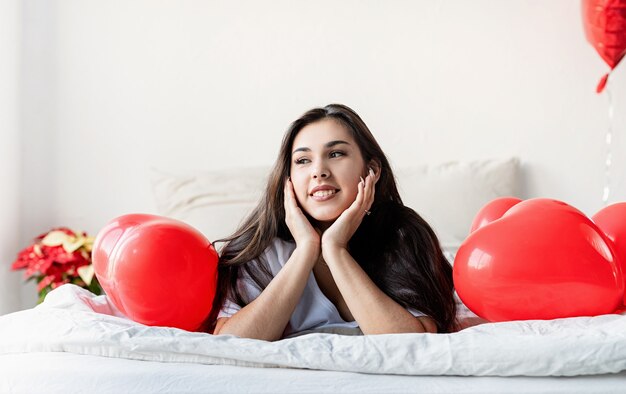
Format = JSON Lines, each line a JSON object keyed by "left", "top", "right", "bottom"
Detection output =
{"left": 284, "top": 178, "right": 321, "bottom": 251}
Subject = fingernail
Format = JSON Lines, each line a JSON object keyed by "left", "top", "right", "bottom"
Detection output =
{"left": 369, "top": 167, "right": 374, "bottom": 176}
{"left": 360, "top": 176, "right": 364, "bottom": 184}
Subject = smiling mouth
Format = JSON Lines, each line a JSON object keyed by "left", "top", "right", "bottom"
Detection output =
{"left": 310, "top": 189, "right": 340, "bottom": 201}
{"left": 311, "top": 189, "right": 338, "bottom": 197}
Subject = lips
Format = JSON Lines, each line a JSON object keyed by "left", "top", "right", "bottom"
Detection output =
{"left": 309, "top": 185, "right": 340, "bottom": 195}
{"left": 309, "top": 185, "right": 340, "bottom": 201}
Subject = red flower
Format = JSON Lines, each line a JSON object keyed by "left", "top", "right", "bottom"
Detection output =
{"left": 37, "top": 275, "right": 55, "bottom": 292}
{"left": 51, "top": 279, "right": 70, "bottom": 289}
{"left": 24, "top": 257, "right": 53, "bottom": 279}
{"left": 11, "top": 227, "right": 101, "bottom": 303}
{"left": 46, "top": 245, "right": 78, "bottom": 264}
{"left": 11, "top": 245, "right": 39, "bottom": 270}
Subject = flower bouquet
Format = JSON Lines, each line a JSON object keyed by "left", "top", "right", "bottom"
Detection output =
{"left": 11, "top": 228, "right": 103, "bottom": 303}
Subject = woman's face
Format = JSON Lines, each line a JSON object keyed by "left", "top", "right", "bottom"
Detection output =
{"left": 289, "top": 119, "right": 368, "bottom": 229}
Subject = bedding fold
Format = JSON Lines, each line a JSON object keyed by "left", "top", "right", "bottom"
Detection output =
{"left": 1, "top": 285, "right": 625, "bottom": 377}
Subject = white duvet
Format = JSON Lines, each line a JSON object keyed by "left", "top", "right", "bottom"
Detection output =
{"left": 1, "top": 284, "right": 626, "bottom": 377}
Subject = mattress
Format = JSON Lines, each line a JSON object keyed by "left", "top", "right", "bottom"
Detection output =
{"left": 2, "top": 285, "right": 626, "bottom": 393}
{"left": 2, "top": 352, "right": 626, "bottom": 394}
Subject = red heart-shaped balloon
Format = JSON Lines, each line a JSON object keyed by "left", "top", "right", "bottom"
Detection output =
{"left": 593, "top": 202, "right": 626, "bottom": 305}
{"left": 454, "top": 198, "right": 623, "bottom": 322}
{"left": 92, "top": 214, "right": 218, "bottom": 331}
{"left": 582, "top": 0, "right": 626, "bottom": 92}
{"left": 469, "top": 197, "right": 522, "bottom": 233}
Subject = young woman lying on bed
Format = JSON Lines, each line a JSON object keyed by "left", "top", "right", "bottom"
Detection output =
{"left": 207, "top": 104, "right": 457, "bottom": 341}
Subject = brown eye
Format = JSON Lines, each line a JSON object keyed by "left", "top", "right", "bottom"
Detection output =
{"left": 294, "top": 157, "right": 310, "bottom": 165}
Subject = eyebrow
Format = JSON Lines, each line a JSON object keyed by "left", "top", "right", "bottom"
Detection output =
{"left": 292, "top": 140, "right": 351, "bottom": 155}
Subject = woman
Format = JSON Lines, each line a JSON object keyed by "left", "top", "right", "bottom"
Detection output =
{"left": 208, "top": 104, "right": 456, "bottom": 340}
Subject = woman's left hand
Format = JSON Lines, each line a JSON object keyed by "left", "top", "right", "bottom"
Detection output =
{"left": 321, "top": 167, "right": 377, "bottom": 252}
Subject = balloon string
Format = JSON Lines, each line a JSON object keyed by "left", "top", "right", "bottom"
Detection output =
{"left": 603, "top": 74, "right": 614, "bottom": 206}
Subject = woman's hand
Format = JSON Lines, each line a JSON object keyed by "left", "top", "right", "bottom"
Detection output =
{"left": 321, "top": 167, "right": 377, "bottom": 253}
{"left": 284, "top": 178, "right": 321, "bottom": 251}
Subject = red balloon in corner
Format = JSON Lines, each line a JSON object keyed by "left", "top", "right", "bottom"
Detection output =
{"left": 593, "top": 202, "right": 626, "bottom": 305}
{"left": 469, "top": 197, "right": 522, "bottom": 233}
{"left": 454, "top": 199, "right": 623, "bottom": 322}
{"left": 92, "top": 214, "right": 218, "bottom": 331}
{"left": 582, "top": 0, "right": 626, "bottom": 93}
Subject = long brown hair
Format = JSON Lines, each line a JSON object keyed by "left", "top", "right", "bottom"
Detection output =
{"left": 205, "top": 104, "right": 456, "bottom": 332}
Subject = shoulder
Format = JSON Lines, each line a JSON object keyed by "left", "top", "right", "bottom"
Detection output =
{"left": 253, "top": 237, "right": 296, "bottom": 270}
{"left": 234, "top": 238, "right": 296, "bottom": 294}
{"left": 242, "top": 237, "right": 295, "bottom": 264}
{"left": 267, "top": 237, "right": 296, "bottom": 257}
{"left": 273, "top": 236, "right": 297, "bottom": 251}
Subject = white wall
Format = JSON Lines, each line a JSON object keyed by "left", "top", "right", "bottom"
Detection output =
{"left": 0, "top": 0, "right": 22, "bottom": 314}
{"left": 18, "top": 0, "right": 60, "bottom": 308}
{"left": 12, "top": 0, "right": 626, "bottom": 310}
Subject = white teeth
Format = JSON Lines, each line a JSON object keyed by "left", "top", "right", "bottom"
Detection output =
{"left": 313, "top": 190, "right": 336, "bottom": 197}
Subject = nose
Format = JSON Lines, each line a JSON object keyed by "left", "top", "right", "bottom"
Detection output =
{"left": 312, "top": 164, "right": 329, "bottom": 179}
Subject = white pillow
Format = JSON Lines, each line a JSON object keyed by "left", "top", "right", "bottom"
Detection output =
{"left": 395, "top": 157, "right": 520, "bottom": 252}
{"left": 151, "top": 167, "right": 270, "bottom": 244}
{"left": 151, "top": 158, "right": 520, "bottom": 255}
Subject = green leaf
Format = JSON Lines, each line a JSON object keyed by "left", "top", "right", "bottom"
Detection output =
{"left": 37, "top": 286, "right": 52, "bottom": 304}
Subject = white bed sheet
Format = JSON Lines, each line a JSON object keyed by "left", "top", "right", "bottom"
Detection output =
{"left": 2, "top": 285, "right": 626, "bottom": 393}
{"left": 2, "top": 352, "right": 626, "bottom": 394}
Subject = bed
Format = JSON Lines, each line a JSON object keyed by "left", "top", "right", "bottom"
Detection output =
{"left": 2, "top": 285, "right": 626, "bottom": 393}
{"left": 3, "top": 158, "right": 626, "bottom": 393}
